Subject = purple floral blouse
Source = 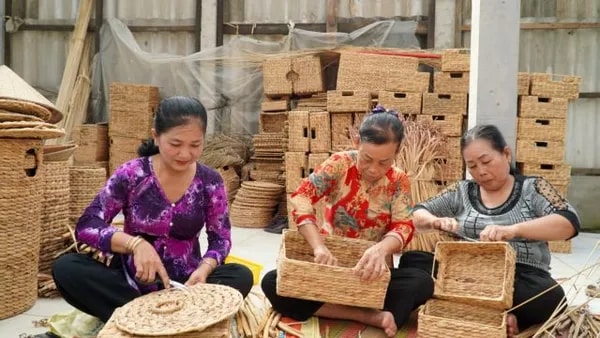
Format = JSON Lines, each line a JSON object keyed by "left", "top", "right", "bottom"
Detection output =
{"left": 76, "top": 157, "right": 231, "bottom": 293}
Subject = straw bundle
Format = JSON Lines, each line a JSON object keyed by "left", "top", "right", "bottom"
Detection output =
{"left": 200, "top": 134, "right": 252, "bottom": 169}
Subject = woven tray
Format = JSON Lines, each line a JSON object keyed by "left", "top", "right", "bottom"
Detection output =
{"left": 113, "top": 284, "right": 241, "bottom": 336}
{"left": 285, "top": 152, "right": 308, "bottom": 193}
{"left": 530, "top": 73, "right": 581, "bottom": 100}
{"left": 516, "top": 139, "right": 565, "bottom": 164}
{"left": 0, "top": 110, "right": 44, "bottom": 122}
{"left": 377, "top": 91, "right": 422, "bottom": 115}
{"left": 309, "top": 111, "right": 331, "bottom": 153}
{"left": 517, "top": 117, "right": 566, "bottom": 141}
{"left": 434, "top": 71, "right": 470, "bottom": 94}
{"left": 422, "top": 93, "right": 468, "bottom": 115}
{"left": 416, "top": 114, "right": 464, "bottom": 137}
{"left": 516, "top": 162, "right": 571, "bottom": 182}
{"left": 277, "top": 230, "right": 390, "bottom": 309}
{"left": 327, "top": 90, "right": 372, "bottom": 113}
{"left": 418, "top": 299, "right": 506, "bottom": 338}
{"left": 292, "top": 55, "right": 324, "bottom": 95}
{"left": 287, "top": 111, "right": 310, "bottom": 152}
{"left": 433, "top": 242, "right": 516, "bottom": 310}
{"left": 518, "top": 73, "right": 531, "bottom": 96}
{"left": 441, "top": 49, "right": 470, "bottom": 72}
{"left": 0, "top": 99, "right": 52, "bottom": 122}
{"left": 518, "top": 96, "right": 568, "bottom": 119}
{"left": 263, "top": 57, "right": 293, "bottom": 97}
{"left": 385, "top": 71, "right": 430, "bottom": 93}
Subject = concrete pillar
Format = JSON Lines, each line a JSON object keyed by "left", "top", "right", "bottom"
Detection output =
{"left": 201, "top": 0, "right": 218, "bottom": 50}
{"left": 434, "top": 0, "right": 455, "bottom": 49}
{"left": 468, "top": 0, "right": 521, "bottom": 153}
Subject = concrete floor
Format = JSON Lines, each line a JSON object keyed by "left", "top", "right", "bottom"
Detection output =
{"left": 2, "top": 228, "right": 599, "bottom": 337}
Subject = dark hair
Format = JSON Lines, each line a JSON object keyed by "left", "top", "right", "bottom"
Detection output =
{"left": 358, "top": 106, "right": 404, "bottom": 146}
{"left": 137, "top": 96, "right": 208, "bottom": 157}
{"left": 461, "top": 124, "right": 519, "bottom": 175}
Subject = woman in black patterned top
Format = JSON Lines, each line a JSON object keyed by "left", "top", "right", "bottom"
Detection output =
{"left": 412, "top": 125, "right": 580, "bottom": 338}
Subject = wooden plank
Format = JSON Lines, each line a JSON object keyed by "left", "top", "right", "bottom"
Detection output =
{"left": 462, "top": 22, "right": 600, "bottom": 31}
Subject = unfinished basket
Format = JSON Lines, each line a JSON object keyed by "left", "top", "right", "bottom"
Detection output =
{"left": 434, "top": 72, "right": 470, "bottom": 93}
{"left": 417, "top": 114, "right": 464, "bottom": 137}
{"left": 548, "top": 240, "right": 572, "bottom": 254}
{"left": 260, "top": 112, "right": 288, "bottom": 133}
{"left": 518, "top": 96, "right": 568, "bottom": 119}
{"left": 518, "top": 73, "right": 531, "bottom": 96}
{"left": 418, "top": 299, "right": 506, "bottom": 338}
{"left": 517, "top": 118, "right": 566, "bottom": 141}
{"left": 327, "top": 90, "right": 372, "bottom": 113}
{"left": 287, "top": 111, "right": 310, "bottom": 152}
{"left": 422, "top": 93, "right": 468, "bottom": 115}
{"left": 530, "top": 73, "right": 581, "bottom": 100}
{"left": 309, "top": 111, "right": 331, "bottom": 153}
{"left": 277, "top": 230, "right": 390, "bottom": 309}
{"left": 0, "top": 138, "right": 44, "bottom": 319}
{"left": 516, "top": 162, "right": 571, "bottom": 182}
{"left": 433, "top": 242, "right": 516, "bottom": 310}
{"left": 263, "top": 57, "right": 293, "bottom": 97}
{"left": 516, "top": 140, "right": 565, "bottom": 164}
{"left": 377, "top": 91, "right": 422, "bottom": 115}
{"left": 70, "top": 166, "right": 107, "bottom": 220}
{"left": 441, "top": 49, "right": 470, "bottom": 72}
{"left": 385, "top": 71, "right": 430, "bottom": 93}
{"left": 285, "top": 152, "right": 308, "bottom": 193}
{"left": 292, "top": 55, "right": 324, "bottom": 95}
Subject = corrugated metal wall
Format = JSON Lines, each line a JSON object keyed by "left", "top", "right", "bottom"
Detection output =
{"left": 461, "top": 0, "right": 600, "bottom": 169}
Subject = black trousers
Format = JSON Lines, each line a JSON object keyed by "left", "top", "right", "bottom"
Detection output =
{"left": 261, "top": 251, "right": 435, "bottom": 328}
{"left": 52, "top": 253, "right": 254, "bottom": 323}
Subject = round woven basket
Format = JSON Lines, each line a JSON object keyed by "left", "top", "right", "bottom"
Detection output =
{"left": 0, "top": 138, "right": 44, "bottom": 319}
{"left": 69, "top": 166, "right": 107, "bottom": 221}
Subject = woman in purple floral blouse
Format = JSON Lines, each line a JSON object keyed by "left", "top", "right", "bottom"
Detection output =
{"left": 52, "top": 96, "right": 253, "bottom": 323}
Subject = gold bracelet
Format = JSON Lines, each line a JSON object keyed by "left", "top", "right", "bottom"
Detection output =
{"left": 201, "top": 260, "right": 217, "bottom": 269}
{"left": 129, "top": 236, "right": 144, "bottom": 254}
{"left": 125, "top": 236, "right": 136, "bottom": 252}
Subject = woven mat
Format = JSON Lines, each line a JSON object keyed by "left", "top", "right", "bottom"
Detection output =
{"left": 114, "top": 284, "right": 243, "bottom": 336}
{"left": 0, "top": 110, "right": 44, "bottom": 122}
{"left": 0, "top": 121, "right": 65, "bottom": 139}
{"left": 0, "top": 99, "right": 52, "bottom": 122}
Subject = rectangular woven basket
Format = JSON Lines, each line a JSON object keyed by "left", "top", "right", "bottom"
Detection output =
{"left": 516, "top": 162, "right": 571, "bottom": 182}
{"left": 261, "top": 99, "right": 289, "bottom": 112}
{"left": 433, "top": 157, "right": 464, "bottom": 181}
{"left": 377, "top": 91, "right": 422, "bottom": 114}
{"left": 418, "top": 299, "right": 506, "bottom": 338}
{"left": 518, "top": 96, "right": 568, "bottom": 119}
{"left": 309, "top": 111, "right": 331, "bottom": 153}
{"left": 260, "top": 112, "right": 288, "bottom": 133}
{"left": 263, "top": 57, "right": 293, "bottom": 97}
{"left": 416, "top": 114, "right": 464, "bottom": 137}
{"left": 276, "top": 230, "right": 390, "bottom": 309}
{"left": 385, "top": 71, "right": 430, "bottom": 93}
{"left": 287, "top": 111, "right": 310, "bottom": 152}
{"left": 548, "top": 240, "right": 572, "bottom": 254}
{"left": 440, "top": 136, "right": 462, "bottom": 158}
{"left": 434, "top": 72, "right": 470, "bottom": 94}
{"left": 292, "top": 55, "right": 324, "bottom": 95}
{"left": 518, "top": 73, "right": 531, "bottom": 96}
{"left": 330, "top": 113, "right": 356, "bottom": 151}
{"left": 433, "top": 242, "right": 516, "bottom": 310}
{"left": 422, "top": 93, "right": 468, "bottom": 115}
{"left": 327, "top": 90, "right": 372, "bottom": 113}
{"left": 441, "top": 49, "right": 470, "bottom": 72}
{"left": 285, "top": 152, "right": 307, "bottom": 193}
{"left": 516, "top": 139, "right": 565, "bottom": 164}
{"left": 530, "top": 73, "right": 581, "bottom": 100}
{"left": 517, "top": 117, "right": 567, "bottom": 141}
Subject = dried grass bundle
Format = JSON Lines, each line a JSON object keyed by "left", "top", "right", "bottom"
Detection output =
{"left": 200, "top": 134, "right": 252, "bottom": 169}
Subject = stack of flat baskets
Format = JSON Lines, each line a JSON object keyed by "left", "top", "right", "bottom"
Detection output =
{"left": 69, "top": 166, "right": 107, "bottom": 224}
{"left": 229, "top": 181, "right": 284, "bottom": 228}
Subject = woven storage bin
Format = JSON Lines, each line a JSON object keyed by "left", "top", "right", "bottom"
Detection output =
{"left": 109, "top": 108, "right": 155, "bottom": 139}
{"left": 433, "top": 157, "right": 464, "bottom": 181}
{"left": 518, "top": 73, "right": 531, "bottom": 96}
{"left": 417, "top": 114, "right": 464, "bottom": 137}
{"left": 109, "top": 83, "right": 159, "bottom": 139}
{"left": 516, "top": 162, "right": 571, "bottom": 182}
{"left": 70, "top": 166, "right": 107, "bottom": 220}
{"left": 292, "top": 55, "right": 324, "bottom": 95}
{"left": 109, "top": 82, "right": 160, "bottom": 106}
{"left": 277, "top": 230, "right": 390, "bottom": 309}
{"left": 263, "top": 57, "right": 293, "bottom": 97}
{"left": 109, "top": 136, "right": 143, "bottom": 175}
{"left": 530, "top": 73, "right": 581, "bottom": 100}
{"left": 261, "top": 99, "right": 289, "bottom": 112}
{"left": 385, "top": 71, "right": 430, "bottom": 93}
{"left": 441, "top": 49, "right": 470, "bottom": 72}
{"left": 517, "top": 118, "right": 566, "bottom": 141}
{"left": 331, "top": 113, "right": 358, "bottom": 151}
{"left": 548, "top": 240, "right": 572, "bottom": 254}
{"left": 285, "top": 152, "right": 307, "bottom": 193}
{"left": 337, "top": 52, "right": 419, "bottom": 96}
{"left": 441, "top": 136, "right": 462, "bottom": 158}
{"left": 433, "top": 242, "right": 516, "bottom": 310}
{"left": 72, "top": 123, "right": 109, "bottom": 165}
{"left": 518, "top": 96, "right": 568, "bottom": 119}
{"left": 39, "top": 160, "right": 70, "bottom": 274}
{"left": 418, "top": 299, "right": 506, "bottom": 338}
{"left": 516, "top": 140, "right": 565, "bottom": 164}
{"left": 434, "top": 72, "right": 470, "bottom": 93}
{"left": 0, "top": 138, "right": 44, "bottom": 319}
{"left": 327, "top": 90, "right": 371, "bottom": 113}
{"left": 377, "top": 91, "right": 422, "bottom": 115}
{"left": 260, "top": 112, "right": 288, "bottom": 133}
{"left": 287, "top": 111, "right": 310, "bottom": 152}
{"left": 422, "top": 93, "right": 468, "bottom": 115}
{"left": 308, "top": 153, "right": 330, "bottom": 175}
{"left": 309, "top": 111, "right": 331, "bottom": 153}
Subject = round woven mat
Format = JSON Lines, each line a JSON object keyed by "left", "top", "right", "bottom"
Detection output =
{"left": 241, "top": 181, "right": 283, "bottom": 190}
{"left": 0, "top": 127, "right": 65, "bottom": 139}
{"left": 114, "top": 283, "right": 243, "bottom": 336}
{"left": 0, "top": 110, "right": 44, "bottom": 122}
{"left": 0, "top": 99, "right": 52, "bottom": 122}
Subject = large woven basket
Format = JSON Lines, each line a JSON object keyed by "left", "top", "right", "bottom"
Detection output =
{"left": 287, "top": 111, "right": 310, "bottom": 152}
{"left": 530, "top": 73, "right": 581, "bottom": 100}
{"left": 0, "top": 138, "right": 44, "bottom": 319}
{"left": 417, "top": 114, "right": 464, "bottom": 137}
{"left": 109, "top": 83, "right": 159, "bottom": 139}
{"left": 327, "top": 90, "right": 372, "bottom": 113}
{"left": 259, "top": 112, "right": 288, "bottom": 133}
{"left": 69, "top": 166, "right": 107, "bottom": 221}
{"left": 422, "top": 93, "right": 468, "bottom": 115}
{"left": 285, "top": 152, "right": 307, "bottom": 193}
{"left": 109, "top": 136, "right": 143, "bottom": 175}
{"left": 517, "top": 162, "right": 571, "bottom": 182}
{"left": 377, "top": 91, "right": 422, "bottom": 115}
{"left": 441, "top": 49, "right": 470, "bottom": 72}
{"left": 518, "top": 73, "right": 531, "bottom": 96}
{"left": 433, "top": 242, "right": 516, "bottom": 310}
{"left": 292, "top": 55, "right": 324, "bottom": 95}
{"left": 263, "top": 57, "right": 293, "bottom": 97}
{"left": 276, "top": 230, "right": 390, "bottom": 309}
{"left": 518, "top": 96, "right": 568, "bottom": 119}
{"left": 434, "top": 71, "right": 470, "bottom": 94}
{"left": 309, "top": 111, "right": 331, "bottom": 153}
{"left": 516, "top": 139, "right": 565, "bottom": 164}
{"left": 72, "top": 123, "right": 109, "bottom": 165}
{"left": 385, "top": 71, "right": 430, "bottom": 93}
{"left": 517, "top": 117, "right": 566, "bottom": 141}
{"left": 433, "top": 157, "right": 464, "bottom": 182}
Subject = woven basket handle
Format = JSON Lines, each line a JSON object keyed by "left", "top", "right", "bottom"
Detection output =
{"left": 24, "top": 148, "right": 41, "bottom": 178}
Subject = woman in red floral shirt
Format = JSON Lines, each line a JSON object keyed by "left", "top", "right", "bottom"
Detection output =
{"left": 261, "top": 107, "right": 434, "bottom": 337}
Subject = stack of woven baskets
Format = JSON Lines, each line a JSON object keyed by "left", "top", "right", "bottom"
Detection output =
{"left": 0, "top": 65, "right": 66, "bottom": 318}
{"left": 229, "top": 181, "right": 284, "bottom": 228}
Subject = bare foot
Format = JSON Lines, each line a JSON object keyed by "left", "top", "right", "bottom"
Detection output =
{"left": 507, "top": 314, "right": 519, "bottom": 338}
{"left": 365, "top": 310, "right": 397, "bottom": 337}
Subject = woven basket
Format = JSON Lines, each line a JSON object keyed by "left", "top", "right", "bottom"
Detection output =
{"left": 263, "top": 57, "right": 293, "bottom": 97}
{"left": 518, "top": 73, "right": 531, "bottom": 96}
{"left": 327, "top": 90, "right": 372, "bottom": 113}
{"left": 287, "top": 111, "right": 310, "bottom": 152}
{"left": 73, "top": 123, "right": 109, "bottom": 165}
{"left": 433, "top": 157, "right": 464, "bottom": 181}
{"left": 331, "top": 113, "right": 359, "bottom": 151}
{"left": 377, "top": 91, "right": 422, "bottom": 115}
{"left": 309, "top": 111, "right": 331, "bottom": 153}
{"left": 385, "top": 71, "right": 431, "bottom": 93}
{"left": 530, "top": 73, "right": 581, "bottom": 100}
{"left": 417, "top": 114, "right": 464, "bottom": 137}
{"left": 230, "top": 182, "right": 284, "bottom": 228}
{"left": 418, "top": 299, "right": 506, "bottom": 338}
{"left": 0, "top": 138, "right": 44, "bottom": 319}
{"left": 109, "top": 83, "right": 159, "bottom": 139}
{"left": 433, "top": 242, "right": 516, "bottom": 310}
{"left": 39, "top": 160, "right": 70, "bottom": 274}
{"left": 517, "top": 118, "right": 566, "bottom": 141}
{"left": 285, "top": 152, "right": 308, "bottom": 193}
{"left": 109, "top": 82, "right": 160, "bottom": 106}
{"left": 261, "top": 99, "right": 289, "bottom": 112}
{"left": 70, "top": 166, "right": 107, "bottom": 220}
{"left": 516, "top": 162, "right": 571, "bottom": 182}
{"left": 276, "top": 230, "right": 390, "bottom": 309}
{"left": 434, "top": 71, "right": 470, "bottom": 94}
{"left": 440, "top": 136, "right": 462, "bottom": 158}
{"left": 441, "top": 49, "right": 470, "bottom": 72}
{"left": 516, "top": 140, "right": 565, "bottom": 164}
{"left": 308, "top": 153, "right": 330, "bottom": 175}
{"left": 292, "top": 55, "right": 324, "bottom": 95}
{"left": 249, "top": 169, "right": 282, "bottom": 183}
{"left": 422, "top": 93, "right": 468, "bottom": 115}
{"left": 109, "top": 136, "right": 143, "bottom": 175}
{"left": 548, "top": 240, "right": 572, "bottom": 254}
{"left": 286, "top": 194, "right": 298, "bottom": 230}
{"left": 518, "top": 96, "right": 568, "bottom": 119}
{"left": 260, "top": 112, "right": 288, "bottom": 133}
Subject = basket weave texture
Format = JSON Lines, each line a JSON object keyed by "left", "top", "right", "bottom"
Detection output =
{"left": 327, "top": 90, "right": 372, "bottom": 113}
{"left": 516, "top": 140, "right": 565, "bottom": 164}
{"left": 69, "top": 166, "right": 107, "bottom": 220}
{"left": 518, "top": 96, "right": 568, "bottom": 119}
{"left": 517, "top": 118, "right": 566, "bottom": 141}
{"left": 287, "top": 111, "right": 310, "bottom": 152}
{"left": 385, "top": 71, "right": 430, "bottom": 93}
{"left": 377, "top": 91, "right": 422, "bottom": 115}
{"left": 434, "top": 72, "right": 470, "bottom": 94}
{"left": 416, "top": 114, "right": 464, "bottom": 137}
{"left": 285, "top": 152, "right": 307, "bottom": 193}
{"left": 517, "top": 162, "right": 571, "bottom": 182}
{"left": 309, "top": 111, "right": 331, "bottom": 153}
{"left": 109, "top": 82, "right": 159, "bottom": 139}
{"left": 530, "top": 73, "right": 581, "bottom": 100}
{"left": 441, "top": 49, "right": 470, "bottom": 72}
{"left": 0, "top": 138, "right": 44, "bottom": 319}
{"left": 276, "top": 230, "right": 390, "bottom": 309}
{"left": 260, "top": 112, "right": 288, "bottom": 133}
{"left": 422, "top": 93, "right": 468, "bottom": 115}
{"left": 518, "top": 73, "right": 531, "bottom": 96}
{"left": 548, "top": 240, "right": 572, "bottom": 254}
{"left": 109, "top": 136, "right": 143, "bottom": 175}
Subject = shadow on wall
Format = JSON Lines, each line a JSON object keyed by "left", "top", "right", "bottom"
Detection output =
{"left": 568, "top": 175, "right": 600, "bottom": 231}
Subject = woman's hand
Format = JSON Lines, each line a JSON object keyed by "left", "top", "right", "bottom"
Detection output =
{"left": 132, "top": 240, "right": 170, "bottom": 287}
{"left": 185, "top": 267, "right": 210, "bottom": 286}
{"left": 353, "top": 245, "right": 388, "bottom": 282}
{"left": 313, "top": 244, "right": 337, "bottom": 265}
{"left": 431, "top": 217, "right": 459, "bottom": 233}
{"left": 480, "top": 225, "right": 519, "bottom": 242}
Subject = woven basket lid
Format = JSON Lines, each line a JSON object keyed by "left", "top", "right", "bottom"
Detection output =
{"left": 0, "top": 121, "right": 65, "bottom": 139}
{"left": 0, "top": 65, "right": 63, "bottom": 124}
{"left": 114, "top": 283, "right": 243, "bottom": 336}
